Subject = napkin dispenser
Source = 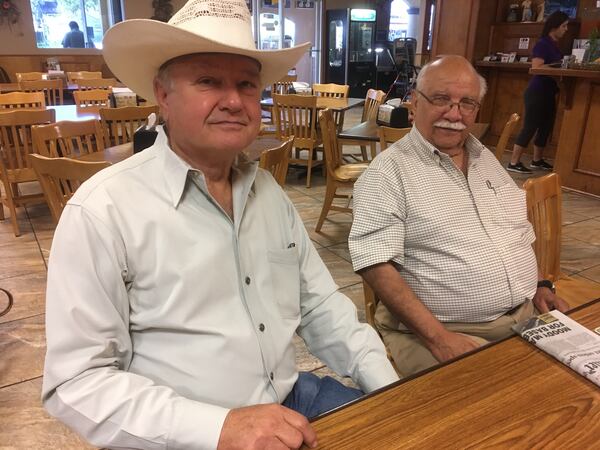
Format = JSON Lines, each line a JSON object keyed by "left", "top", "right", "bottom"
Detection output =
{"left": 376, "top": 104, "right": 410, "bottom": 128}
{"left": 133, "top": 113, "right": 158, "bottom": 153}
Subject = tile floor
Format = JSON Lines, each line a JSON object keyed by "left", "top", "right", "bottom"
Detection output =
{"left": 2, "top": 114, "right": 600, "bottom": 447}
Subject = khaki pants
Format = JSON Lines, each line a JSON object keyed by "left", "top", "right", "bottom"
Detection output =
{"left": 376, "top": 300, "right": 538, "bottom": 378}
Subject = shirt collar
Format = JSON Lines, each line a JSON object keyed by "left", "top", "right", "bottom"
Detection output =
{"left": 156, "top": 127, "right": 259, "bottom": 208}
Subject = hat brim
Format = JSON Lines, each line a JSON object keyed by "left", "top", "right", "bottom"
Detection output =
{"left": 103, "top": 19, "right": 310, "bottom": 103}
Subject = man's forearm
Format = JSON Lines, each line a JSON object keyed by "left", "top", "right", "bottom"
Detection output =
{"left": 360, "top": 263, "right": 448, "bottom": 348}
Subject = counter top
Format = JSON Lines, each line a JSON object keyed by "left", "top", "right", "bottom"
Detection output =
{"left": 476, "top": 61, "right": 531, "bottom": 69}
{"left": 529, "top": 66, "right": 600, "bottom": 79}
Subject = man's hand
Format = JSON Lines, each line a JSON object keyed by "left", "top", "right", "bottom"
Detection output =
{"left": 427, "top": 331, "right": 482, "bottom": 363}
{"left": 217, "top": 404, "right": 318, "bottom": 450}
{"left": 533, "top": 287, "right": 568, "bottom": 313}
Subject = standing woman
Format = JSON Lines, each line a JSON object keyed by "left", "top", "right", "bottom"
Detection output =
{"left": 508, "top": 11, "right": 569, "bottom": 173}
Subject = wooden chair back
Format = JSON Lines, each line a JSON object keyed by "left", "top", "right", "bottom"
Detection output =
{"left": 259, "top": 137, "right": 293, "bottom": 187}
{"left": 29, "top": 154, "right": 110, "bottom": 223}
{"left": 273, "top": 94, "right": 318, "bottom": 149}
{"left": 0, "top": 92, "right": 46, "bottom": 109}
{"left": 319, "top": 108, "right": 344, "bottom": 177}
{"left": 0, "top": 109, "right": 56, "bottom": 235}
{"left": 272, "top": 75, "right": 298, "bottom": 95}
{"left": 494, "top": 113, "right": 520, "bottom": 161}
{"left": 67, "top": 71, "right": 102, "bottom": 83}
{"left": 32, "top": 119, "right": 105, "bottom": 158}
{"left": 99, "top": 105, "right": 160, "bottom": 146}
{"left": 312, "top": 83, "right": 349, "bottom": 98}
{"left": 76, "top": 78, "right": 117, "bottom": 90}
{"left": 73, "top": 89, "right": 111, "bottom": 108}
{"left": 15, "top": 72, "right": 45, "bottom": 82}
{"left": 378, "top": 126, "right": 412, "bottom": 151}
{"left": 18, "top": 79, "right": 64, "bottom": 105}
{"left": 523, "top": 173, "right": 562, "bottom": 282}
{"left": 362, "top": 89, "right": 386, "bottom": 121}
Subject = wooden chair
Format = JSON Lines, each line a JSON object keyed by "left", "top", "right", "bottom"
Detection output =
{"left": 312, "top": 83, "right": 349, "bottom": 99}
{"left": 76, "top": 78, "right": 117, "bottom": 90}
{"left": 0, "top": 109, "right": 56, "bottom": 236}
{"left": 15, "top": 72, "right": 45, "bottom": 82}
{"left": 378, "top": 126, "right": 412, "bottom": 151}
{"left": 29, "top": 154, "right": 110, "bottom": 223}
{"left": 273, "top": 94, "right": 322, "bottom": 188}
{"left": 494, "top": 113, "right": 520, "bottom": 161}
{"left": 99, "top": 105, "right": 160, "bottom": 146}
{"left": 66, "top": 71, "right": 102, "bottom": 84}
{"left": 272, "top": 75, "right": 298, "bottom": 95}
{"left": 315, "top": 108, "right": 368, "bottom": 232}
{"left": 32, "top": 119, "right": 106, "bottom": 159}
{"left": 73, "top": 89, "right": 110, "bottom": 108}
{"left": 0, "top": 92, "right": 46, "bottom": 109}
{"left": 18, "top": 79, "right": 64, "bottom": 106}
{"left": 258, "top": 137, "right": 294, "bottom": 187}
{"left": 523, "top": 173, "right": 600, "bottom": 309}
{"left": 339, "top": 89, "right": 386, "bottom": 161}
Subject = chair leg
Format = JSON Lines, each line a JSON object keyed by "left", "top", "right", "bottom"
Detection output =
{"left": 5, "top": 194, "right": 20, "bottom": 237}
{"left": 306, "top": 148, "right": 313, "bottom": 188}
{"left": 369, "top": 142, "right": 377, "bottom": 159}
{"left": 360, "top": 145, "right": 368, "bottom": 161}
{"left": 316, "top": 182, "right": 337, "bottom": 232}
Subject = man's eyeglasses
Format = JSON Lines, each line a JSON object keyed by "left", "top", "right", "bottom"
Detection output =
{"left": 415, "top": 89, "right": 480, "bottom": 114}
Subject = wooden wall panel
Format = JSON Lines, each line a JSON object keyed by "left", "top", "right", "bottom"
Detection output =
{"left": 575, "top": 84, "right": 600, "bottom": 175}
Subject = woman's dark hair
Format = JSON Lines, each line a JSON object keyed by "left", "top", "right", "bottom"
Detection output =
{"left": 541, "top": 11, "right": 569, "bottom": 37}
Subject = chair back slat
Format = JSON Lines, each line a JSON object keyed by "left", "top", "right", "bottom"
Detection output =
{"left": 67, "top": 71, "right": 102, "bottom": 83}
{"left": 312, "top": 83, "right": 349, "bottom": 98}
{"left": 0, "top": 92, "right": 46, "bottom": 109}
{"left": 273, "top": 94, "right": 317, "bottom": 144}
{"left": 18, "top": 79, "right": 64, "bottom": 106}
{"left": 258, "top": 137, "right": 293, "bottom": 187}
{"left": 99, "top": 105, "right": 160, "bottom": 146}
{"left": 494, "top": 113, "right": 520, "bottom": 161}
{"left": 29, "top": 153, "right": 110, "bottom": 223}
{"left": 523, "top": 173, "right": 562, "bottom": 282}
{"left": 378, "top": 126, "right": 412, "bottom": 151}
{"left": 76, "top": 78, "right": 117, "bottom": 90}
{"left": 32, "top": 119, "right": 105, "bottom": 158}
{"left": 272, "top": 75, "right": 298, "bottom": 95}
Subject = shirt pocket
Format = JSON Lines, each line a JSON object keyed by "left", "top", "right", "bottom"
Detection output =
{"left": 267, "top": 248, "right": 301, "bottom": 319}
{"left": 493, "top": 181, "right": 529, "bottom": 228}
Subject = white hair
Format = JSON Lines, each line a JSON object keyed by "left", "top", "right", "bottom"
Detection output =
{"left": 416, "top": 57, "right": 487, "bottom": 101}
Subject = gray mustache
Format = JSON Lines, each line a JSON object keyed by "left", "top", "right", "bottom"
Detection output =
{"left": 433, "top": 120, "right": 467, "bottom": 131}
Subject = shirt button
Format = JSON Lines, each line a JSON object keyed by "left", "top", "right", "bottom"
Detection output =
{"left": 245, "top": 276, "right": 251, "bottom": 285}
{"left": 269, "top": 372, "right": 274, "bottom": 380}
{"left": 259, "top": 323, "right": 265, "bottom": 332}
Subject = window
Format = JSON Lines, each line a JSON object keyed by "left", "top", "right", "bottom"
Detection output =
{"left": 30, "top": 0, "right": 123, "bottom": 49}
{"left": 258, "top": 13, "right": 295, "bottom": 50}
{"left": 388, "top": 0, "right": 409, "bottom": 41}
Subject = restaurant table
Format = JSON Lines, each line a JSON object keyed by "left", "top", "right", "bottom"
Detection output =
{"left": 78, "top": 137, "right": 285, "bottom": 165}
{"left": 338, "top": 120, "right": 490, "bottom": 143}
{"left": 306, "top": 298, "right": 600, "bottom": 449}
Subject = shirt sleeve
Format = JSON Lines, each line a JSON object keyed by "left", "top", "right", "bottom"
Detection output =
{"left": 349, "top": 161, "right": 407, "bottom": 272}
{"left": 283, "top": 195, "right": 399, "bottom": 393}
{"left": 42, "top": 203, "right": 229, "bottom": 450}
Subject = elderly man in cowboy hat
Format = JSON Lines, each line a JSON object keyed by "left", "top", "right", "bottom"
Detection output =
{"left": 42, "top": 1, "right": 398, "bottom": 449}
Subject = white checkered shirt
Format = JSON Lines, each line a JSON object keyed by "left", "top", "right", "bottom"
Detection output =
{"left": 349, "top": 127, "right": 538, "bottom": 323}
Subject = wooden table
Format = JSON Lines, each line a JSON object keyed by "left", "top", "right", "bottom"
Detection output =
{"left": 338, "top": 121, "right": 490, "bottom": 143}
{"left": 307, "top": 299, "right": 600, "bottom": 449}
{"left": 79, "top": 137, "right": 285, "bottom": 165}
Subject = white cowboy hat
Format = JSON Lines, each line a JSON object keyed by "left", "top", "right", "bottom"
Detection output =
{"left": 103, "top": 0, "right": 310, "bottom": 102}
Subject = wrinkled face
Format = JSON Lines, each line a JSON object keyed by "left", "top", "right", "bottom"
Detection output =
{"left": 413, "top": 65, "right": 481, "bottom": 153}
{"left": 154, "top": 53, "right": 262, "bottom": 159}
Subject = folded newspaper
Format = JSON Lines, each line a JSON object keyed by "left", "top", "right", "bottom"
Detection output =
{"left": 513, "top": 310, "right": 600, "bottom": 387}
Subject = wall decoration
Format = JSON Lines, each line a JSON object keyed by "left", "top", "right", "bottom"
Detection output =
{"left": 296, "top": 1, "right": 315, "bottom": 7}
{"left": 0, "top": 0, "right": 20, "bottom": 29}
{"left": 152, "top": 0, "right": 174, "bottom": 22}
{"left": 544, "top": 0, "right": 577, "bottom": 19}
{"left": 262, "top": 0, "right": 291, "bottom": 8}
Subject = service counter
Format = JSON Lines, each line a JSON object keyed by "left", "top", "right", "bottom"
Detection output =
{"left": 530, "top": 67, "right": 600, "bottom": 197}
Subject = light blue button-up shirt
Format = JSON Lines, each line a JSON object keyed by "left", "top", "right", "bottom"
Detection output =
{"left": 42, "top": 127, "right": 398, "bottom": 450}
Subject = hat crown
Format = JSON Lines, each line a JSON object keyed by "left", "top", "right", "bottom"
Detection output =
{"left": 169, "top": 0, "right": 251, "bottom": 27}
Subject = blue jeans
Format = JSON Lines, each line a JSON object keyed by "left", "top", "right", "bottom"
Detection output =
{"left": 282, "top": 372, "right": 363, "bottom": 419}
